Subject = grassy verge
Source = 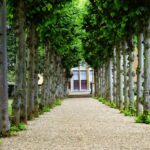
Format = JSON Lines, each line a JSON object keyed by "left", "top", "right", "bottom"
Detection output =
{"left": 98, "top": 97, "right": 117, "bottom": 109}
{"left": 97, "top": 97, "right": 136, "bottom": 117}
{"left": 10, "top": 123, "right": 27, "bottom": 136}
{"left": 5, "top": 98, "right": 63, "bottom": 137}
{"left": 8, "top": 99, "right": 13, "bottom": 116}
{"left": 135, "top": 113, "right": 150, "bottom": 124}
{"left": 97, "top": 97, "right": 150, "bottom": 125}
{"left": 43, "top": 99, "right": 62, "bottom": 112}
{"left": 120, "top": 107, "right": 135, "bottom": 117}
{"left": 0, "top": 139, "right": 2, "bottom": 145}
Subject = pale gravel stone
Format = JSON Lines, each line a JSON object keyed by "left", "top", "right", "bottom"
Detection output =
{"left": 1, "top": 98, "right": 150, "bottom": 150}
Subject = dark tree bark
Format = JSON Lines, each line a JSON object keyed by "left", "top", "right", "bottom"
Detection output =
{"left": 113, "top": 47, "right": 117, "bottom": 103}
{"left": 27, "top": 24, "right": 36, "bottom": 120}
{"left": 0, "top": 0, "right": 10, "bottom": 134}
{"left": 12, "top": 0, "right": 26, "bottom": 125}
{"left": 94, "top": 67, "right": 99, "bottom": 97}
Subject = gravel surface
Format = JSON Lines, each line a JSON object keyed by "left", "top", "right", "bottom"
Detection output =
{"left": 1, "top": 98, "right": 150, "bottom": 150}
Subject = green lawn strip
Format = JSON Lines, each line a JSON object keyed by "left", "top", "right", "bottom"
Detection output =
{"left": 8, "top": 99, "right": 13, "bottom": 116}
{"left": 97, "top": 97, "right": 117, "bottom": 109}
{"left": 10, "top": 123, "right": 27, "bottom": 136}
{"left": 96, "top": 97, "right": 150, "bottom": 124}
{"left": 7, "top": 98, "right": 63, "bottom": 136}
{"left": 0, "top": 139, "right": 2, "bottom": 145}
{"left": 43, "top": 99, "right": 63, "bottom": 112}
{"left": 135, "top": 113, "right": 150, "bottom": 124}
{"left": 96, "top": 97, "right": 136, "bottom": 116}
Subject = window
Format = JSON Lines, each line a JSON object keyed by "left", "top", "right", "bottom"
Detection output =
{"left": 80, "top": 71, "right": 86, "bottom": 80}
{"left": 73, "top": 71, "right": 79, "bottom": 80}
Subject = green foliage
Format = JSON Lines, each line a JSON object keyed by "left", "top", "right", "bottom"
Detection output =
{"left": 38, "top": 0, "right": 88, "bottom": 71}
{"left": 136, "top": 113, "right": 150, "bottom": 124}
{"left": 41, "top": 99, "right": 62, "bottom": 113}
{"left": 121, "top": 108, "right": 133, "bottom": 116}
{"left": 145, "top": 114, "right": 150, "bottom": 124}
{"left": 83, "top": 0, "right": 149, "bottom": 68}
{"left": 51, "top": 99, "right": 62, "bottom": 108}
{"left": 98, "top": 97, "right": 136, "bottom": 117}
{"left": 121, "top": 104, "right": 136, "bottom": 116}
{"left": 0, "top": 139, "right": 2, "bottom": 145}
{"left": 10, "top": 123, "right": 26, "bottom": 132}
{"left": 43, "top": 106, "right": 51, "bottom": 113}
{"left": 7, "top": 0, "right": 86, "bottom": 79}
{"left": 135, "top": 114, "right": 145, "bottom": 123}
{"left": 98, "top": 97, "right": 116, "bottom": 109}
{"left": 18, "top": 123, "right": 27, "bottom": 131}
{"left": 8, "top": 100, "right": 13, "bottom": 116}
{"left": 54, "top": 99, "right": 62, "bottom": 106}
{"left": 10, "top": 123, "right": 26, "bottom": 136}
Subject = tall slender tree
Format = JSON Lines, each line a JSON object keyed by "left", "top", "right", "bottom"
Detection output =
{"left": 0, "top": 0, "right": 10, "bottom": 135}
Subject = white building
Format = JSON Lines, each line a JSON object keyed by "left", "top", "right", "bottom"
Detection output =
{"left": 69, "top": 63, "right": 94, "bottom": 92}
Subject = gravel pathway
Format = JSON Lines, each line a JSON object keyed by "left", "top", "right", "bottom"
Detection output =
{"left": 1, "top": 98, "right": 150, "bottom": 150}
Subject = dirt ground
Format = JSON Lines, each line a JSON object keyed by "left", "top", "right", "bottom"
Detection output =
{"left": 1, "top": 98, "right": 150, "bottom": 150}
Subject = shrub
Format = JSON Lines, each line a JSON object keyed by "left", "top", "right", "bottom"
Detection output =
{"left": 43, "top": 106, "right": 51, "bottom": 112}
{"left": 10, "top": 123, "right": 26, "bottom": 136}
{"left": 98, "top": 97, "right": 116, "bottom": 108}
{"left": 145, "top": 113, "right": 150, "bottom": 124}
{"left": 51, "top": 99, "right": 62, "bottom": 108}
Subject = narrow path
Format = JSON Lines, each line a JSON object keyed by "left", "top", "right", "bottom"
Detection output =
{"left": 1, "top": 98, "right": 150, "bottom": 150}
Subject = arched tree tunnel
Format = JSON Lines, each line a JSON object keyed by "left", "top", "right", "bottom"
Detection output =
{"left": 0, "top": 0, "right": 150, "bottom": 144}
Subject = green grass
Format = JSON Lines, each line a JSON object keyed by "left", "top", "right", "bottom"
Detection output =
{"left": 41, "top": 99, "right": 63, "bottom": 114}
{"left": 0, "top": 139, "right": 2, "bottom": 145}
{"left": 135, "top": 113, "right": 150, "bottom": 124}
{"left": 51, "top": 99, "right": 62, "bottom": 108}
{"left": 8, "top": 99, "right": 13, "bottom": 116}
{"left": 54, "top": 99, "right": 62, "bottom": 106}
{"left": 10, "top": 123, "right": 27, "bottom": 136}
{"left": 98, "top": 97, "right": 117, "bottom": 109}
{"left": 121, "top": 108, "right": 133, "bottom": 116}
{"left": 135, "top": 114, "right": 145, "bottom": 123}
{"left": 43, "top": 106, "right": 51, "bottom": 112}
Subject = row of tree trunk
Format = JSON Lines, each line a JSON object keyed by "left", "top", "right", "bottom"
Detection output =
{"left": 94, "top": 20, "right": 150, "bottom": 117}
{"left": 0, "top": 0, "right": 69, "bottom": 135}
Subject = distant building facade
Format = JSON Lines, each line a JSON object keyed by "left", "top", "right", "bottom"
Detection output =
{"left": 69, "top": 62, "right": 94, "bottom": 92}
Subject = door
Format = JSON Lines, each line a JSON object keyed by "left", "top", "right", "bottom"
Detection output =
{"left": 81, "top": 70, "right": 87, "bottom": 90}
{"left": 73, "top": 70, "right": 79, "bottom": 90}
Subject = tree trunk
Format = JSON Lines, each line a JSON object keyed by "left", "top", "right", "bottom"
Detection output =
{"left": 27, "top": 23, "right": 36, "bottom": 120}
{"left": 123, "top": 41, "right": 129, "bottom": 109}
{"left": 113, "top": 47, "right": 117, "bottom": 103}
{"left": 41, "top": 45, "right": 49, "bottom": 108}
{"left": 116, "top": 45, "right": 120, "bottom": 108}
{"left": 94, "top": 68, "right": 99, "bottom": 97}
{"left": 99, "top": 66, "right": 103, "bottom": 97}
{"left": 45, "top": 41, "right": 51, "bottom": 105}
{"left": 12, "top": 0, "right": 26, "bottom": 125}
{"left": 33, "top": 35, "right": 39, "bottom": 117}
{"left": 104, "top": 62, "right": 109, "bottom": 99}
{"left": 108, "top": 58, "right": 113, "bottom": 102}
{"left": 119, "top": 44, "right": 124, "bottom": 110}
{"left": 144, "top": 19, "right": 150, "bottom": 116}
{"left": 127, "top": 36, "right": 135, "bottom": 110}
{"left": 0, "top": 0, "right": 10, "bottom": 134}
{"left": 102, "top": 65, "right": 105, "bottom": 97}
{"left": 137, "top": 32, "right": 144, "bottom": 115}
